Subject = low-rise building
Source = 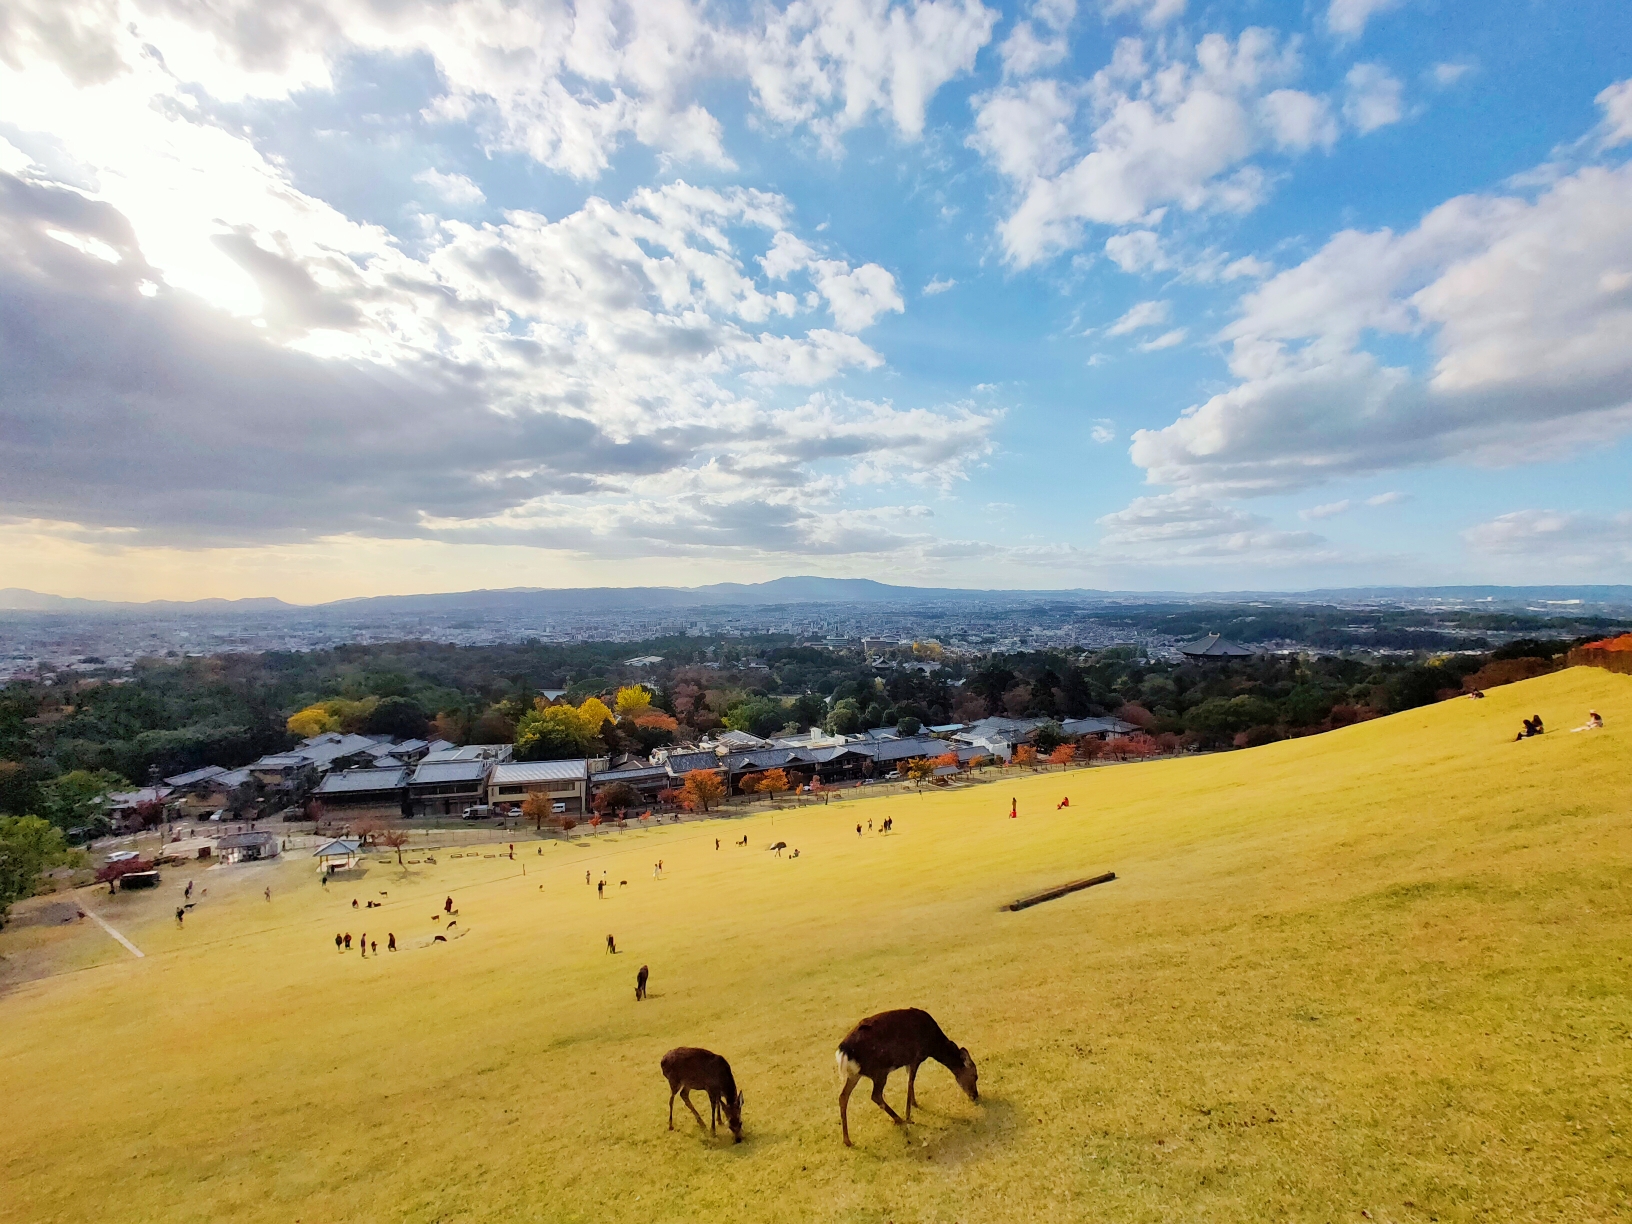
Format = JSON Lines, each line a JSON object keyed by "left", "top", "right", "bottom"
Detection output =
{"left": 487, "top": 760, "right": 589, "bottom": 815}
{"left": 216, "top": 830, "right": 280, "bottom": 863}
{"left": 409, "top": 759, "right": 494, "bottom": 817}
{"left": 313, "top": 766, "right": 410, "bottom": 814}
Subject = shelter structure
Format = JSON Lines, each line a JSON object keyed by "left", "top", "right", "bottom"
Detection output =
{"left": 312, "top": 838, "right": 363, "bottom": 874}
{"left": 1178, "top": 633, "right": 1256, "bottom": 662}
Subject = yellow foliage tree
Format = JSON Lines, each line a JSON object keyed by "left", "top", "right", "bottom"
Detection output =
{"left": 577, "top": 696, "right": 615, "bottom": 737}
{"left": 286, "top": 697, "right": 378, "bottom": 737}
{"left": 615, "top": 685, "right": 653, "bottom": 715}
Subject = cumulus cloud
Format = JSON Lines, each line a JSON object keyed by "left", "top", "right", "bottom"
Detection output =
{"left": 972, "top": 29, "right": 1335, "bottom": 265}
{"left": 1000, "top": 0, "right": 1077, "bottom": 78}
{"left": 1326, "top": 0, "right": 1403, "bottom": 39}
{"left": 1129, "top": 108, "right": 1632, "bottom": 495}
{"left": 0, "top": 0, "right": 997, "bottom": 184}
{"left": 923, "top": 275, "right": 957, "bottom": 294}
{"left": 1101, "top": 0, "right": 1185, "bottom": 29}
{"left": 0, "top": 161, "right": 991, "bottom": 554}
{"left": 1343, "top": 63, "right": 1405, "bottom": 133}
{"left": 413, "top": 168, "right": 485, "bottom": 207}
{"left": 1090, "top": 418, "right": 1116, "bottom": 443}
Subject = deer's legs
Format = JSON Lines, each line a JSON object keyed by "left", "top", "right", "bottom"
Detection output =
{"left": 906, "top": 1062, "right": 921, "bottom": 1121}
{"left": 709, "top": 1093, "right": 719, "bottom": 1135}
{"left": 839, "top": 1071, "right": 861, "bottom": 1146}
{"left": 668, "top": 1088, "right": 677, "bottom": 1130}
{"left": 870, "top": 1074, "right": 905, "bottom": 1126}
{"left": 679, "top": 1087, "right": 707, "bottom": 1131}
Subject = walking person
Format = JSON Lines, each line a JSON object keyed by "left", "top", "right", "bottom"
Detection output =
{"left": 856, "top": 823, "right": 862, "bottom": 837}
{"left": 1010, "top": 797, "right": 1017, "bottom": 819}
{"left": 185, "top": 880, "right": 193, "bottom": 900}
{"left": 387, "top": 933, "right": 396, "bottom": 952}
{"left": 336, "top": 933, "right": 343, "bottom": 952}
{"left": 264, "top": 886, "right": 271, "bottom": 902}
{"left": 344, "top": 933, "right": 352, "bottom": 950}
{"left": 597, "top": 879, "right": 605, "bottom": 898}
{"left": 606, "top": 934, "right": 616, "bottom": 954}
{"left": 360, "top": 932, "right": 367, "bottom": 957}
{"left": 175, "top": 907, "right": 185, "bottom": 927}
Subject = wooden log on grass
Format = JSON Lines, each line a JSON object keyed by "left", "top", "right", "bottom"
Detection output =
{"left": 1002, "top": 871, "right": 1116, "bottom": 912}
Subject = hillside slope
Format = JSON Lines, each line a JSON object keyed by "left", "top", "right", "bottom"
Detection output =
{"left": 1, "top": 668, "right": 1627, "bottom": 1223}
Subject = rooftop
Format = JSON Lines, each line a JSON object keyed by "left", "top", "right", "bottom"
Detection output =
{"left": 490, "top": 760, "right": 588, "bottom": 784}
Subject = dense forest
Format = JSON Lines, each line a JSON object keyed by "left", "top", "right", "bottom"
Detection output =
{"left": 0, "top": 630, "right": 1596, "bottom": 828}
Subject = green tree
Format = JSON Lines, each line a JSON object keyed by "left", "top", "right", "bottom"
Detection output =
{"left": 724, "top": 697, "right": 787, "bottom": 738}
{"left": 0, "top": 816, "right": 79, "bottom": 926}
{"left": 824, "top": 699, "right": 862, "bottom": 736}
{"left": 789, "top": 693, "right": 827, "bottom": 728}
{"left": 364, "top": 696, "right": 430, "bottom": 740}
{"left": 43, "top": 769, "right": 128, "bottom": 832}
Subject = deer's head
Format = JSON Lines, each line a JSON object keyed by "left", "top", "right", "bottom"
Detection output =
{"left": 725, "top": 1090, "right": 745, "bottom": 1142}
{"left": 953, "top": 1048, "right": 979, "bottom": 1102}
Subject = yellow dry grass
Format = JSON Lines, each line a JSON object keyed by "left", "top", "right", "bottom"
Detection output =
{"left": 2, "top": 667, "right": 1629, "bottom": 1223}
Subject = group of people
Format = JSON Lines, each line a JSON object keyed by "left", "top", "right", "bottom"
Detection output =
{"left": 1515, "top": 714, "right": 1546, "bottom": 740}
{"left": 334, "top": 931, "right": 396, "bottom": 954}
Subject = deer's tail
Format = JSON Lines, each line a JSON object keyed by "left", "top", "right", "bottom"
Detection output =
{"left": 836, "top": 1048, "right": 861, "bottom": 1081}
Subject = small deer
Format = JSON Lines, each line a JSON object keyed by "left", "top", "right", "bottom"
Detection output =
{"left": 660, "top": 1047, "right": 744, "bottom": 1143}
{"left": 636, "top": 964, "right": 649, "bottom": 1000}
{"left": 835, "top": 1008, "right": 978, "bottom": 1146}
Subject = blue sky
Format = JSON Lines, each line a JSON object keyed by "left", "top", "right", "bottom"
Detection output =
{"left": 1, "top": 0, "right": 1629, "bottom": 601}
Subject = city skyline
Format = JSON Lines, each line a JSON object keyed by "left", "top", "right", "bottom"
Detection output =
{"left": 3, "top": 0, "right": 1630, "bottom": 601}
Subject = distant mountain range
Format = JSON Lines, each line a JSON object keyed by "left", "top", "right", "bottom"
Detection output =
{"left": 4, "top": 578, "right": 1632, "bottom": 616}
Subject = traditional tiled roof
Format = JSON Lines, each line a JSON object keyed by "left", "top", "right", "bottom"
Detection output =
{"left": 1178, "top": 633, "right": 1255, "bottom": 658}
{"left": 164, "top": 765, "right": 227, "bottom": 787}
{"left": 410, "top": 760, "right": 494, "bottom": 785}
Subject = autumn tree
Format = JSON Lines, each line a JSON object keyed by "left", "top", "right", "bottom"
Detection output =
{"left": 680, "top": 769, "right": 726, "bottom": 814}
{"left": 757, "top": 768, "right": 790, "bottom": 799}
{"left": 592, "top": 781, "right": 637, "bottom": 813}
{"left": 352, "top": 817, "right": 386, "bottom": 847}
{"left": 521, "top": 791, "right": 554, "bottom": 831}
{"left": 903, "top": 757, "right": 936, "bottom": 790}
{"left": 931, "top": 752, "right": 958, "bottom": 770}
{"left": 1047, "top": 743, "right": 1077, "bottom": 768}
{"left": 379, "top": 827, "right": 410, "bottom": 865}
{"left": 1012, "top": 744, "right": 1038, "bottom": 768}
{"left": 615, "top": 685, "right": 653, "bottom": 716}
{"left": 737, "top": 771, "right": 764, "bottom": 795}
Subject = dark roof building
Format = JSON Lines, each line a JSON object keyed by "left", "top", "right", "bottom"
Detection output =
{"left": 1178, "top": 633, "right": 1256, "bottom": 660}
{"left": 314, "top": 767, "right": 410, "bottom": 810}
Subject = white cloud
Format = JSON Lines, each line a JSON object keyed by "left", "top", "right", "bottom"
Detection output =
{"left": 1597, "top": 78, "right": 1632, "bottom": 148}
{"left": 1366, "top": 490, "right": 1408, "bottom": 506}
{"left": 1259, "top": 89, "right": 1338, "bottom": 152}
{"left": 1326, "top": 0, "right": 1403, "bottom": 39}
{"left": 1103, "top": 228, "right": 1169, "bottom": 273}
{"left": 413, "top": 168, "right": 485, "bottom": 207}
{"left": 1137, "top": 327, "right": 1186, "bottom": 351}
{"left": 1107, "top": 298, "right": 1170, "bottom": 334}
{"left": 1344, "top": 63, "right": 1405, "bottom": 134}
{"left": 923, "top": 275, "right": 957, "bottom": 295}
{"left": 1097, "top": 490, "right": 1326, "bottom": 561}
{"left": 1129, "top": 152, "right": 1632, "bottom": 495}
{"left": 2, "top": 0, "right": 998, "bottom": 186}
{"left": 1001, "top": 0, "right": 1077, "bottom": 77}
{"left": 1429, "top": 61, "right": 1475, "bottom": 88}
{"left": 1101, "top": 0, "right": 1185, "bottom": 29}
{"left": 1300, "top": 499, "right": 1351, "bottom": 520}
{"left": 1090, "top": 418, "right": 1116, "bottom": 443}
{"left": 1464, "top": 509, "right": 1632, "bottom": 569}
{"left": 975, "top": 29, "right": 1334, "bottom": 266}
{"left": 743, "top": 0, "right": 998, "bottom": 148}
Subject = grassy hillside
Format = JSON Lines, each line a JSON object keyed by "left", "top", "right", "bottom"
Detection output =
{"left": 1, "top": 668, "right": 1627, "bottom": 1223}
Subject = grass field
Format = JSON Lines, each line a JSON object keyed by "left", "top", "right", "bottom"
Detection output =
{"left": 2, "top": 667, "right": 1629, "bottom": 1224}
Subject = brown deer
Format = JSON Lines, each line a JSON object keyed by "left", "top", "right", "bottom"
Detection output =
{"left": 659, "top": 1047, "right": 744, "bottom": 1143}
{"left": 835, "top": 1008, "right": 978, "bottom": 1146}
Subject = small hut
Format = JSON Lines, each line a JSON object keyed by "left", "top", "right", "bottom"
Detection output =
{"left": 217, "top": 830, "right": 280, "bottom": 863}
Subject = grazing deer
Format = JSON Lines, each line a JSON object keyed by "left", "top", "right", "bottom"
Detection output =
{"left": 835, "top": 1008, "right": 978, "bottom": 1146}
{"left": 660, "top": 1047, "right": 744, "bottom": 1143}
{"left": 636, "top": 964, "right": 649, "bottom": 1000}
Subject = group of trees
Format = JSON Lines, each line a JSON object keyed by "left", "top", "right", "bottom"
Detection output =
{"left": 0, "top": 816, "right": 81, "bottom": 926}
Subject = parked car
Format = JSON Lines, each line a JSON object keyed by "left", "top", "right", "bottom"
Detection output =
{"left": 461, "top": 804, "right": 493, "bottom": 820}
